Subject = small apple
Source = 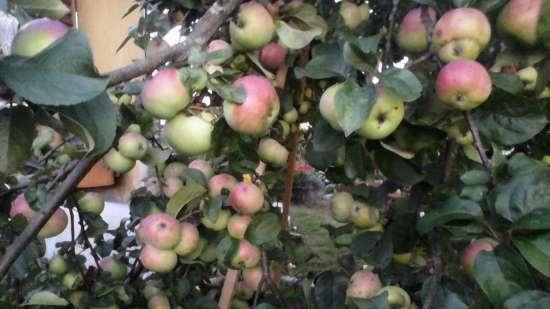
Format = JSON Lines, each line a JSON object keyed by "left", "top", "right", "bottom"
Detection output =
{"left": 11, "top": 18, "right": 69, "bottom": 57}
{"left": 208, "top": 173, "right": 238, "bottom": 197}
{"left": 397, "top": 7, "right": 437, "bottom": 54}
{"left": 445, "top": 119, "right": 474, "bottom": 145}
{"left": 231, "top": 239, "right": 261, "bottom": 269}
{"left": 230, "top": 2, "right": 275, "bottom": 50}
{"left": 140, "top": 244, "right": 178, "bottom": 273}
{"left": 148, "top": 294, "right": 170, "bottom": 309}
{"left": 141, "top": 68, "right": 191, "bottom": 119}
{"left": 542, "top": 155, "right": 550, "bottom": 166}
{"left": 497, "top": 0, "right": 543, "bottom": 46}
{"left": 357, "top": 86, "right": 404, "bottom": 140}
{"left": 174, "top": 222, "right": 200, "bottom": 256}
{"left": 144, "top": 178, "right": 161, "bottom": 197}
{"left": 103, "top": 148, "right": 136, "bottom": 173}
{"left": 299, "top": 100, "right": 311, "bottom": 114}
{"left": 517, "top": 66, "right": 538, "bottom": 91}
{"left": 227, "top": 214, "right": 253, "bottom": 239}
{"left": 10, "top": 194, "right": 68, "bottom": 238}
{"left": 359, "top": 3, "right": 370, "bottom": 22}
{"left": 319, "top": 83, "right": 346, "bottom": 131}
{"left": 201, "top": 209, "right": 231, "bottom": 231}
{"left": 63, "top": 272, "right": 83, "bottom": 290}
{"left": 68, "top": 291, "right": 89, "bottom": 309}
{"left": 76, "top": 191, "right": 105, "bottom": 215}
{"left": 165, "top": 113, "right": 214, "bottom": 156}
{"left": 200, "top": 243, "right": 219, "bottom": 263}
{"left": 162, "top": 177, "right": 183, "bottom": 198}
{"left": 183, "top": 238, "right": 208, "bottom": 260}
{"left": 330, "top": 192, "right": 354, "bottom": 223}
{"left": 143, "top": 283, "right": 162, "bottom": 300}
{"left": 235, "top": 281, "right": 255, "bottom": 300}
{"left": 349, "top": 201, "right": 380, "bottom": 229}
{"left": 99, "top": 256, "right": 126, "bottom": 280}
{"left": 257, "top": 138, "right": 289, "bottom": 167}
{"left": 433, "top": 8, "right": 491, "bottom": 62}
{"left": 460, "top": 239, "right": 495, "bottom": 275}
{"left": 393, "top": 252, "right": 413, "bottom": 265}
{"left": 49, "top": 255, "right": 69, "bottom": 275}
{"left": 117, "top": 132, "right": 148, "bottom": 160}
{"left": 346, "top": 270, "right": 382, "bottom": 299}
{"left": 339, "top": 1, "right": 362, "bottom": 30}
{"left": 189, "top": 159, "right": 214, "bottom": 179}
{"left": 435, "top": 60, "right": 492, "bottom": 111}
{"left": 136, "top": 213, "right": 181, "bottom": 249}
{"left": 163, "top": 162, "right": 186, "bottom": 179}
{"left": 206, "top": 39, "right": 234, "bottom": 65}
{"left": 283, "top": 107, "right": 298, "bottom": 123}
{"left": 242, "top": 266, "right": 263, "bottom": 290}
{"left": 259, "top": 42, "right": 287, "bottom": 70}
{"left": 229, "top": 182, "right": 265, "bottom": 214}
{"left": 377, "top": 286, "right": 411, "bottom": 308}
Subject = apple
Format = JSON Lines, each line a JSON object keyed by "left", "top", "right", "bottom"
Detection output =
{"left": 10, "top": 194, "right": 68, "bottom": 238}
{"left": 126, "top": 124, "right": 141, "bottom": 133}
{"left": 174, "top": 222, "right": 200, "bottom": 256}
{"left": 162, "top": 177, "right": 183, "bottom": 198}
{"left": 358, "top": 86, "right": 404, "bottom": 140}
{"left": 117, "top": 132, "right": 148, "bottom": 160}
{"left": 165, "top": 113, "right": 214, "bottom": 156}
{"left": 235, "top": 281, "right": 255, "bottom": 300}
{"left": 141, "top": 68, "right": 190, "bottom": 119}
{"left": 229, "top": 182, "right": 265, "bottom": 214}
{"left": 346, "top": 270, "right": 382, "bottom": 299}
{"left": 299, "top": 100, "right": 311, "bottom": 114}
{"left": 393, "top": 252, "right": 413, "bottom": 265}
{"left": 163, "top": 162, "right": 186, "bottom": 179}
{"left": 543, "top": 155, "right": 550, "bottom": 166}
{"left": 99, "top": 256, "right": 126, "bottom": 280}
{"left": 359, "top": 3, "right": 370, "bottom": 22}
{"left": 223, "top": 75, "right": 280, "bottom": 136}
{"left": 140, "top": 244, "right": 178, "bottom": 273}
{"left": 435, "top": 60, "right": 492, "bottom": 110}
{"left": 231, "top": 239, "right": 261, "bottom": 269}
{"left": 208, "top": 173, "right": 238, "bottom": 197}
{"left": 68, "top": 291, "right": 89, "bottom": 309}
{"left": 319, "top": 83, "right": 345, "bottom": 131}
{"left": 49, "top": 255, "right": 69, "bottom": 275}
{"left": 259, "top": 42, "right": 286, "bottom": 70}
{"left": 257, "top": 138, "right": 289, "bottom": 167}
{"left": 183, "top": 238, "right": 208, "bottom": 260}
{"left": 377, "top": 286, "right": 411, "bottom": 308}
{"left": 201, "top": 209, "right": 231, "bottom": 231}
{"left": 206, "top": 39, "right": 234, "bottom": 65}
{"left": 445, "top": 119, "right": 473, "bottom": 145}
{"left": 242, "top": 266, "right": 263, "bottom": 290}
{"left": 330, "top": 192, "right": 354, "bottom": 223}
{"left": 189, "top": 159, "right": 214, "bottom": 179}
{"left": 148, "top": 294, "right": 170, "bottom": 309}
{"left": 136, "top": 213, "right": 181, "bottom": 249}
{"left": 230, "top": 2, "right": 275, "bottom": 50}
{"left": 339, "top": 1, "right": 362, "bottom": 30}
{"left": 460, "top": 239, "right": 495, "bottom": 275}
{"left": 63, "top": 272, "right": 83, "bottom": 290}
{"left": 143, "top": 283, "right": 162, "bottom": 300}
{"left": 283, "top": 107, "right": 298, "bottom": 123}
{"left": 76, "top": 191, "right": 105, "bottom": 215}
{"left": 103, "top": 148, "right": 135, "bottom": 173}
{"left": 517, "top": 66, "right": 538, "bottom": 91}
{"left": 349, "top": 201, "right": 380, "bottom": 229}
{"left": 91, "top": 304, "right": 119, "bottom": 309}
{"left": 11, "top": 18, "right": 69, "bottom": 57}
{"left": 144, "top": 178, "right": 161, "bottom": 197}
{"left": 227, "top": 214, "right": 253, "bottom": 239}
{"left": 497, "top": 0, "right": 543, "bottom": 46}
{"left": 200, "top": 243, "right": 219, "bottom": 263}
{"left": 397, "top": 7, "right": 437, "bottom": 54}
{"left": 433, "top": 8, "right": 491, "bottom": 62}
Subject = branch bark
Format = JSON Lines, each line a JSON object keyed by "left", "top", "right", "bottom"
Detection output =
{"left": 463, "top": 111, "right": 490, "bottom": 169}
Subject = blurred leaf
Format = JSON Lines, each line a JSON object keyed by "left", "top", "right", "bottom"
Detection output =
{"left": 275, "top": 20, "right": 322, "bottom": 50}
{"left": 351, "top": 231, "right": 393, "bottom": 267}
{"left": 23, "top": 291, "right": 68, "bottom": 306}
{"left": 507, "top": 153, "right": 549, "bottom": 177}
{"left": 504, "top": 290, "right": 550, "bottom": 309}
{"left": 379, "top": 68, "right": 422, "bottom": 102}
{"left": 513, "top": 208, "right": 550, "bottom": 230}
{"left": 187, "top": 296, "right": 218, "bottom": 309}
{"left": 334, "top": 81, "right": 375, "bottom": 136}
{"left": 245, "top": 213, "right": 281, "bottom": 246}
{"left": 513, "top": 233, "right": 550, "bottom": 277}
{"left": 491, "top": 72, "right": 523, "bottom": 94}
{"left": 344, "top": 140, "right": 367, "bottom": 180}
{"left": 417, "top": 196, "right": 482, "bottom": 234}
{"left": 166, "top": 181, "right": 206, "bottom": 217}
{"left": 0, "top": 106, "right": 34, "bottom": 174}
{"left": 204, "top": 196, "right": 222, "bottom": 222}
{"left": 312, "top": 271, "right": 348, "bottom": 309}
{"left": 374, "top": 149, "right": 424, "bottom": 186}
{"left": 11, "top": 0, "right": 69, "bottom": 19}
{"left": 460, "top": 169, "right": 491, "bottom": 186}
{"left": 351, "top": 292, "right": 389, "bottom": 309}
{"left": 296, "top": 45, "right": 351, "bottom": 79}
{"left": 311, "top": 119, "right": 346, "bottom": 152}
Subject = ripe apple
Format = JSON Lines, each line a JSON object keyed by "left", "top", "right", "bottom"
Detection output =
{"left": 63, "top": 272, "right": 83, "bottom": 290}
{"left": 377, "top": 286, "right": 411, "bottom": 308}
{"left": 433, "top": 8, "right": 491, "bottom": 62}
{"left": 148, "top": 294, "right": 170, "bottom": 309}
{"left": 435, "top": 60, "right": 492, "bottom": 110}
{"left": 208, "top": 173, "right": 238, "bottom": 197}
{"left": 141, "top": 68, "right": 191, "bottom": 119}
{"left": 230, "top": 2, "right": 275, "bottom": 50}
{"left": 165, "top": 113, "right": 214, "bottom": 156}
{"left": 259, "top": 42, "right": 286, "bottom": 70}
{"left": 11, "top": 18, "right": 69, "bottom": 57}
{"left": 189, "top": 159, "right": 214, "bottom": 179}
{"left": 223, "top": 75, "right": 280, "bottom": 136}
{"left": 349, "top": 201, "right": 380, "bottom": 229}
{"left": 136, "top": 213, "right": 181, "bottom": 249}
{"left": 497, "top": 0, "right": 543, "bottom": 46}
{"left": 103, "top": 148, "right": 135, "bottom": 173}
{"left": 357, "top": 86, "right": 404, "bottom": 140}
{"left": 257, "top": 138, "right": 289, "bottom": 167}
{"left": 283, "top": 107, "right": 298, "bottom": 123}
{"left": 76, "top": 191, "right": 105, "bottom": 215}
{"left": 140, "top": 244, "right": 178, "bottom": 273}
{"left": 229, "top": 182, "right": 265, "bottom": 214}
{"left": 10, "top": 194, "right": 68, "bottom": 238}
{"left": 183, "top": 237, "right": 208, "bottom": 260}
{"left": 99, "top": 256, "right": 126, "bottom": 280}
{"left": 231, "top": 239, "right": 261, "bottom": 269}
{"left": 162, "top": 177, "right": 183, "bottom": 198}
{"left": 206, "top": 39, "right": 234, "bottom": 65}
{"left": 330, "top": 192, "right": 354, "bottom": 223}
{"left": 117, "top": 132, "right": 148, "bottom": 160}
{"left": 174, "top": 222, "right": 200, "bottom": 256}
{"left": 163, "top": 162, "right": 186, "bottom": 179}
{"left": 235, "top": 281, "right": 255, "bottom": 300}
{"left": 242, "top": 266, "right": 263, "bottom": 290}
{"left": 49, "top": 255, "right": 69, "bottom": 275}
{"left": 201, "top": 209, "right": 231, "bottom": 231}
{"left": 517, "top": 66, "right": 538, "bottom": 91}
{"left": 346, "top": 270, "right": 382, "bottom": 299}
{"left": 319, "top": 83, "right": 344, "bottom": 131}
{"left": 460, "top": 239, "right": 495, "bottom": 275}
{"left": 397, "top": 7, "right": 437, "bottom": 54}
{"left": 339, "top": 1, "right": 362, "bottom": 30}
{"left": 445, "top": 119, "right": 474, "bottom": 145}
{"left": 227, "top": 214, "right": 253, "bottom": 239}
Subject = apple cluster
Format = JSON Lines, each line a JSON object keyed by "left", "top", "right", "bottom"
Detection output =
{"left": 330, "top": 191, "right": 381, "bottom": 230}
{"left": 346, "top": 270, "right": 412, "bottom": 308}
{"left": 104, "top": 125, "right": 149, "bottom": 173}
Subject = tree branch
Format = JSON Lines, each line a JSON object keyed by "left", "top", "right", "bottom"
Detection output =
{"left": 261, "top": 251, "right": 289, "bottom": 309}
{"left": 463, "top": 111, "right": 490, "bottom": 169}
{"left": 382, "top": 0, "right": 400, "bottom": 67}
{"left": 422, "top": 255, "right": 443, "bottom": 309}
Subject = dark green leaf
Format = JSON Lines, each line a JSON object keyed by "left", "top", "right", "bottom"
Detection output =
{"left": 513, "top": 233, "right": 550, "bottom": 277}
{"left": 204, "top": 196, "right": 223, "bottom": 222}
{"left": 312, "top": 271, "right": 348, "bottom": 309}
{"left": 374, "top": 149, "right": 424, "bottom": 186}
{"left": 504, "top": 290, "right": 550, "bottom": 309}
{"left": 460, "top": 169, "right": 491, "bottom": 186}
{"left": 513, "top": 208, "right": 550, "bottom": 230}
{"left": 344, "top": 140, "right": 366, "bottom": 180}
{"left": 11, "top": 0, "right": 69, "bottom": 20}
{"left": 491, "top": 72, "right": 523, "bottom": 94}
{"left": 275, "top": 20, "right": 322, "bottom": 50}
{"left": 311, "top": 119, "right": 346, "bottom": 152}
{"left": 245, "top": 213, "right": 281, "bottom": 246}
{"left": 351, "top": 292, "right": 389, "bottom": 309}
{"left": 334, "top": 81, "right": 375, "bottom": 136}
{"left": 166, "top": 181, "right": 206, "bottom": 217}
{"left": 417, "top": 196, "right": 482, "bottom": 234}
{"left": 351, "top": 231, "right": 393, "bottom": 267}
{"left": 0, "top": 106, "right": 34, "bottom": 174}
{"left": 379, "top": 68, "right": 422, "bottom": 102}
{"left": 507, "top": 153, "right": 548, "bottom": 177}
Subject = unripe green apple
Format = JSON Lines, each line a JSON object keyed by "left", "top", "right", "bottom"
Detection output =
{"left": 163, "top": 161, "right": 186, "bottom": 179}
{"left": 357, "top": 86, "right": 404, "bottom": 140}
{"left": 208, "top": 173, "right": 238, "bottom": 197}
{"left": 330, "top": 192, "right": 354, "bottom": 223}
{"left": 103, "top": 148, "right": 135, "bottom": 173}
{"left": 231, "top": 240, "right": 261, "bottom": 269}
{"left": 259, "top": 42, "right": 287, "bottom": 71}
{"left": 278, "top": 120, "right": 291, "bottom": 139}
{"left": 174, "top": 222, "right": 200, "bottom": 256}
{"left": 162, "top": 176, "right": 183, "bottom": 198}
{"left": 98, "top": 256, "right": 126, "bottom": 280}
{"left": 76, "top": 191, "right": 105, "bottom": 215}
{"left": 10, "top": 194, "right": 68, "bottom": 238}
{"left": 148, "top": 294, "right": 170, "bottom": 309}
{"left": 517, "top": 66, "right": 538, "bottom": 91}
{"left": 397, "top": 7, "right": 437, "bottom": 54}
{"left": 393, "top": 252, "right": 413, "bottom": 265}
{"left": 435, "top": 60, "right": 492, "bottom": 111}
{"left": 377, "top": 286, "right": 411, "bottom": 309}
{"left": 141, "top": 68, "right": 190, "bottom": 119}
{"left": 68, "top": 291, "right": 89, "bottom": 309}
{"left": 359, "top": 3, "right": 370, "bottom": 22}
{"left": 189, "top": 159, "right": 214, "bottom": 179}
{"left": 126, "top": 124, "right": 141, "bottom": 133}
{"left": 460, "top": 239, "right": 495, "bottom": 275}
{"left": 144, "top": 178, "right": 161, "bottom": 197}
{"left": 49, "top": 255, "right": 69, "bottom": 275}
{"left": 543, "top": 155, "right": 550, "bottom": 166}
{"left": 339, "top": 1, "right": 362, "bottom": 30}
{"left": 283, "top": 107, "right": 298, "bottom": 123}
{"left": 445, "top": 119, "right": 473, "bottom": 145}
{"left": 117, "top": 132, "right": 148, "bottom": 160}
{"left": 257, "top": 138, "right": 289, "bottom": 167}
{"left": 143, "top": 283, "right": 162, "bottom": 300}
{"left": 229, "top": 182, "right": 265, "bottom": 214}
{"left": 201, "top": 209, "right": 231, "bottom": 231}
{"left": 165, "top": 113, "right": 214, "bottom": 156}
{"left": 137, "top": 213, "right": 181, "bottom": 249}
{"left": 319, "top": 83, "right": 344, "bottom": 131}
{"left": 63, "top": 272, "right": 83, "bottom": 290}
{"left": 230, "top": 2, "right": 275, "bottom": 50}
{"left": 140, "top": 244, "right": 178, "bottom": 273}
{"left": 346, "top": 270, "right": 382, "bottom": 299}
{"left": 433, "top": 8, "right": 491, "bottom": 62}
{"left": 497, "top": 0, "right": 543, "bottom": 46}
{"left": 206, "top": 39, "right": 234, "bottom": 65}
{"left": 299, "top": 100, "right": 311, "bottom": 114}
{"left": 227, "top": 214, "right": 253, "bottom": 239}
{"left": 349, "top": 202, "right": 380, "bottom": 229}
{"left": 200, "top": 243, "right": 219, "bottom": 263}
{"left": 11, "top": 18, "right": 69, "bottom": 57}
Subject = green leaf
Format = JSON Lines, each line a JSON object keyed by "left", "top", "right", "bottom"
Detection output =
{"left": 504, "top": 290, "right": 550, "bottom": 309}
{"left": 379, "top": 68, "right": 422, "bottom": 102}
{"left": 312, "top": 271, "right": 348, "bottom": 309}
{"left": 417, "top": 196, "right": 482, "bottom": 234}
{"left": 374, "top": 149, "right": 424, "bottom": 186}
{"left": 311, "top": 119, "right": 346, "bottom": 152}
{"left": 208, "top": 81, "right": 246, "bottom": 104}
{"left": 295, "top": 45, "right": 351, "bottom": 79}
{"left": 0, "top": 106, "right": 34, "bottom": 174}
{"left": 11, "top": 0, "right": 69, "bottom": 19}
{"left": 166, "top": 181, "right": 206, "bottom": 217}
{"left": 334, "top": 81, "right": 375, "bottom": 137}
{"left": 283, "top": 3, "right": 328, "bottom": 39}
{"left": 507, "top": 153, "right": 549, "bottom": 177}
{"left": 0, "top": 29, "right": 108, "bottom": 106}
{"left": 460, "top": 169, "right": 491, "bottom": 186}
{"left": 23, "top": 291, "right": 68, "bottom": 306}
{"left": 245, "top": 213, "right": 281, "bottom": 246}
{"left": 513, "top": 208, "right": 550, "bottom": 230}
{"left": 275, "top": 20, "right": 322, "bottom": 50}
{"left": 537, "top": 2, "right": 550, "bottom": 46}
{"left": 344, "top": 140, "right": 367, "bottom": 180}
{"left": 513, "top": 233, "right": 550, "bottom": 277}
{"left": 204, "top": 196, "right": 223, "bottom": 222}
{"left": 491, "top": 72, "right": 523, "bottom": 94}
{"left": 256, "top": 304, "right": 278, "bottom": 309}
{"left": 351, "top": 293, "right": 389, "bottom": 309}
{"left": 351, "top": 231, "right": 393, "bottom": 268}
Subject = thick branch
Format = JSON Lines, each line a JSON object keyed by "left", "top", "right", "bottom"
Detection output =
{"left": 463, "top": 111, "right": 490, "bottom": 169}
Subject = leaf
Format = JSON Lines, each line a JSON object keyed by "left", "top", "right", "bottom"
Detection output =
{"left": 344, "top": 140, "right": 367, "bottom": 180}
{"left": 513, "top": 233, "right": 550, "bottom": 277}
{"left": 295, "top": 46, "right": 351, "bottom": 79}
{"left": 0, "top": 106, "right": 34, "bottom": 174}
{"left": 351, "top": 231, "right": 393, "bottom": 268}
{"left": 57, "top": 92, "right": 116, "bottom": 156}
{"left": 204, "top": 196, "right": 223, "bottom": 222}
{"left": 513, "top": 208, "right": 550, "bottom": 230}
{"left": 374, "top": 149, "right": 424, "bottom": 186}
{"left": 507, "top": 153, "right": 548, "bottom": 177}
{"left": 491, "top": 72, "right": 523, "bottom": 94}
{"left": 311, "top": 119, "right": 346, "bottom": 152}
{"left": 245, "top": 213, "right": 281, "bottom": 246}
{"left": 11, "top": 0, "right": 69, "bottom": 20}
{"left": 275, "top": 20, "right": 322, "bottom": 50}
{"left": 334, "top": 81, "right": 376, "bottom": 136}
{"left": 460, "top": 169, "right": 491, "bottom": 186}
{"left": 166, "top": 181, "right": 206, "bottom": 217}
{"left": 537, "top": 2, "right": 550, "bottom": 46}
{"left": 379, "top": 68, "right": 422, "bottom": 102}
{"left": 504, "top": 290, "right": 550, "bottom": 309}
{"left": 351, "top": 293, "right": 389, "bottom": 309}
{"left": 23, "top": 291, "right": 68, "bottom": 306}
{"left": 312, "top": 271, "right": 348, "bottom": 309}
{"left": 256, "top": 304, "right": 278, "bottom": 309}
{"left": 0, "top": 29, "right": 108, "bottom": 106}
{"left": 417, "top": 196, "right": 482, "bottom": 234}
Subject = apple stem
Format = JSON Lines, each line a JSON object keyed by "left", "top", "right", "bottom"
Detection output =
{"left": 463, "top": 111, "right": 491, "bottom": 169}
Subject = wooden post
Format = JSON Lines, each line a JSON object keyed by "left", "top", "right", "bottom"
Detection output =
{"left": 218, "top": 269, "right": 240, "bottom": 309}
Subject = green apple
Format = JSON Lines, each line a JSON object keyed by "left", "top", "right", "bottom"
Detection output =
{"left": 377, "top": 286, "right": 411, "bottom": 309}
{"left": 257, "top": 137, "right": 289, "bottom": 167}
{"left": 103, "top": 149, "right": 135, "bottom": 173}
{"left": 517, "top": 66, "right": 538, "bottom": 91}
{"left": 165, "top": 112, "right": 214, "bottom": 156}
{"left": 339, "top": 1, "right": 362, "bottom": 30}
{"left": 117, "top": 132, "right": 148, "bottom": 160}
{"left": 11, "top": 18, "right": 69, "bottom": 57}
{"left": 283, "top": 107, "right": 298, "bottom": 123}
{"left": 63, "top": 272, "right": 83, "bottom": 290}
{"left": 68, "top": 291, "right": 89, "bottom": 309}
{"left": 76, "top": 192, "right": 105, "bottom": 215}
{"left": 445, "top": 119, "right": 473, "bottom": 145}
{"left": 330, "top": 192, "right": 354, "bottom": 223}
{"left": 99, "top": 256, "right": 126, "bottom": 280}
{"left": 49, "top": 255, "right": 69, "bottom": 275}
{"left": 230, "top": 2, "right": 275, "bottom": 50}
{"left": 201, "top": 209, "right": 231, "bottom": 231}
{"left": 358, "top": 86, "right": 404, "bottom": 140}
{"left": 349, "top": 202, "right": 380, "bottom": 229}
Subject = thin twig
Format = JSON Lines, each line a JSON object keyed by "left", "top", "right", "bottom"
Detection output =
{"left": 382, "top": 0, "right": 400, "bottom": 68}
{"left": 253, "top": 278, "right": 266, "bottom": 308}
{"left": 38, "top": 140, "right": 66, "bottom": 164}
{"left": 74, "top": 205, "right": 102, "bottom": 270}
{"left": 463, "top": 111, "right": 490, "bottom": 169}
{"left": 69, "top": 206, "right": 76, "bottom": 256}
{"left": 442, "top": 140, "right": 457, "bottom": 183}
{"left": 405, "top": 53, "right": 431, "bottom": 69}
{"left": 125, "top": 258, "right": 143, "bottom": 284}
{"left": 261, "top": 251, "right": 288, "bottom": 309}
